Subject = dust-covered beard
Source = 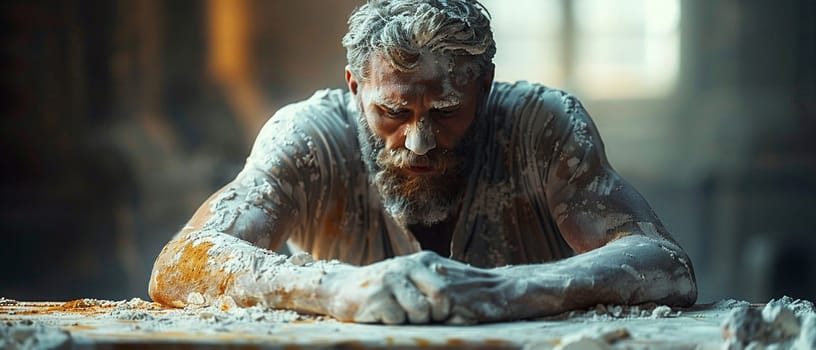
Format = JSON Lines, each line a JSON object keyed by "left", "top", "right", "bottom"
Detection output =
{"left": 374, "top": 147, "right": 464, "bottom": 226}
{"left": 356, "top": 113, "right": 478, "bottom": 227}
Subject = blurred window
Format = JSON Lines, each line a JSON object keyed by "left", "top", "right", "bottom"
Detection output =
{"left": 482, "top": 0, "right": 680, "bottom": 99}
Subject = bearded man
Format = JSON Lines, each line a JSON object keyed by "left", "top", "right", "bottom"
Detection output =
{"left": 149, "top": 0, "right": 697, "bottom": 324}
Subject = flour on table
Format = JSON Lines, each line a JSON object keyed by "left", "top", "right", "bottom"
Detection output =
{"left": 721, "top": 296, "right": 816, "bottom": 350}
{"left": 0, "top": 298, "right": 18, "bottom": 306}
{"left": 543, "top": 303, "right": 682, "bottom": 322}
{"left": 96, "top": 296, "right": 312, "bottom": 334}
{"left": 0, "top": 320, "right": 70, "bottom": 350}
{"left": 552, "top": 326, "right": 630, "bottom": 350}
{"left": 714, "top": 299, "right": 752, "bottom": 310}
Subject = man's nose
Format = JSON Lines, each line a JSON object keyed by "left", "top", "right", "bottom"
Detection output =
{"left": 405, "top": 117, "right": 436, "bottom": 155}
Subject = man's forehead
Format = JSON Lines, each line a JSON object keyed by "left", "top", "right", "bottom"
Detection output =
{"left": 369, "top": 93, "right": 407, "bottom": 108}
{"left": 369, "top": 89, "right": 463, "bottom": 109}
{"left": 363, "top": 52, "right": 470, "bottom": 106}
{"left": 368, "top": 50, "right": 480, "bottom": 83}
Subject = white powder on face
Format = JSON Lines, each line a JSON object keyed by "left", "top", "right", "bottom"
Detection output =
{"left": 439, "top": 77, "right": 464, "bottom": 108}
{"left": 361, "top": 51, "right": 468, "bottom": 114}
{"left": 404, "top": 117, "right": 437, "bottom": 155}
{"left": 369, "top": 93, "right": 407, "bottom": 111}
{"left": 430, "top": 97, "right": 461, "bottom": 110}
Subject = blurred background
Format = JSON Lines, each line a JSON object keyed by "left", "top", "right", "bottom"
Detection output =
{"left": 1, "top": 0, "right": 814, "bottom": 304}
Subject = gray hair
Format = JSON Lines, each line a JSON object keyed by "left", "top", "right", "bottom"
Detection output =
{"left": 342, "top": 0, "right": 496, "bottom": 81}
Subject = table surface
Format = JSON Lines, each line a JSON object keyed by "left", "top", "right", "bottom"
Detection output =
{"left": 0, "top": 298, "right": 743, "bottom": 349}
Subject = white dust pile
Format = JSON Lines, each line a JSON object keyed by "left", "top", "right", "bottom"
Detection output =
{"left": 543, "top": 302, "right": 681, "bottom": 322}
{"left": 721, "top": 296, "right": 816, "bottom": 350}
{"left": 1, "top": 296, "right": 319, "bottom": 349}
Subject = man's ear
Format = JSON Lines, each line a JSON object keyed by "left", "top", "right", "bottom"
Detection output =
{"left": 345, "top": 66, "right": 358, "bottom": 96}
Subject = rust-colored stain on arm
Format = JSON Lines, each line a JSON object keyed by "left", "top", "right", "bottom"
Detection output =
{"left": 149, "top": 238, "right": 234, "bottom": 308}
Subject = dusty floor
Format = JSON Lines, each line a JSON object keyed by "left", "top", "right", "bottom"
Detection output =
{"left": 1, "top": 296, "right": 814, "bottom": 349}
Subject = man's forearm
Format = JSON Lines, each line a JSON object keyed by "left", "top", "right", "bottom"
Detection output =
{"left": 229, "top": 250, "right": 347, "bottom": 314}
{"left": 499, "top": 235, "right": 697, "bottom": 319}
{"left": 148, "top": 230, "right": 341, "bottom": 314}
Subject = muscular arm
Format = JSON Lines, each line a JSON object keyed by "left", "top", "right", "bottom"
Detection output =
{"left": 431, "top": 92, "right": 697, "bottom": 323}
{"left": 148, "top": 227, "right": 334, "bottom": 313}
{"left": 424, "top": 232, "right": 696, "bottom": 323}
{"left": 149, "top": 191, "right": 453, "bottom": 323}
{"left": 540, "top": 93, "right": 697, "bottom": 309}
{"left": 148, "top": 94, "right": 452, "bottom": 324}
{"left": 148, "top": 97, "right": 344, "bottom": 312}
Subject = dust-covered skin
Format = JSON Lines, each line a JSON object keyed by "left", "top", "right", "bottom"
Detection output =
{"left": 149, "top": 48, "right": 697, "bottom": 324}
{"left": 149, "top": 79, "right": 697, "bottom": 323}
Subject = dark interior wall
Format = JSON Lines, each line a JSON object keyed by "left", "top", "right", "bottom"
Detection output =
{"left": 0, "top": 0, "right": 358, "bottom": 300}
{"left": 0, "top": 0, "right": 813, "bottom": 303}
{"left": 684, "top": 0, "right": 816, "bottom": 302}
{"left": 1, "top": 0, "right": 125, "bottom": 299}
{"left": 252, "top": 1, "right": 355, "bottom": 100}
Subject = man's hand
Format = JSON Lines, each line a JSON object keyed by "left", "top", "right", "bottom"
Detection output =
{"left": 426, "top": 256, "right": 518, "bottom": 325}
{"left": 317, "top": 251, "right": 512, "bottom": 324}
{"left": 318, "top": 251, "right": 451, "bottom": 324}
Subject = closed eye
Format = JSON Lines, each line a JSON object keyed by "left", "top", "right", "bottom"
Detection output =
{"left": 380, "top": 106, "right": 409, "bottom": 118}
{"left": 432, "top": 107, "right": 460, "bottom": 118}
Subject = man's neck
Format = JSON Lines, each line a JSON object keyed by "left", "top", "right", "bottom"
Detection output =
{"left": 407, "top": 213, "right": 458, "bottom": 257}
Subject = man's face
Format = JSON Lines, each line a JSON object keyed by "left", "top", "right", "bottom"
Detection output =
{"left": 346, "top": 52, "right": 492, "bottom": 226}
